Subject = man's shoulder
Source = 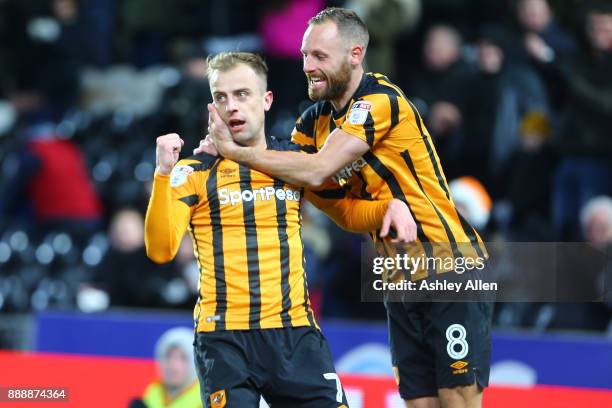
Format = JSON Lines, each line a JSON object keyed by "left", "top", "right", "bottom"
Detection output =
{"left": 176, "top": 153, "right": 219, "bottom": 172}
{"left": 359, "top": 73, "right": 406, "bottom": 100}
{"left": 294, "top": 101, "right": 331, "bottom": 139}
{"left": 169, "top": 154, "right": 218, "bottom": 189}
{"left": 299, "top": 100, "right": 332, "bottom": 121}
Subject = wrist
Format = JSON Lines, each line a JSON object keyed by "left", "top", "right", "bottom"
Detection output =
{"left": 388, "top": 198, "right": 400, "bottom": 209}
{"left": 223, "top": 144, "right": 248, "bottom": 162}
{"left": 216, "top": 140, "right": 234, "bottom": 158}
{"left": 156, "top": 166, "right": 173, "bottom": 176}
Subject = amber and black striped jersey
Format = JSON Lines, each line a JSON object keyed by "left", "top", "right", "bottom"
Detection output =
{"left": 145, "top": 139, "right": 390, "bottom": 332}
{"left": 292, "top": 73, "right": 487, "bottom": 279}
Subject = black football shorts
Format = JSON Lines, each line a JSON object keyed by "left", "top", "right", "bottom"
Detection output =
{"left": 194, "top": 326, "right": 349, "bottom": 408}
{"left": 387, "top": 300, "right": 494, "bottom": 400}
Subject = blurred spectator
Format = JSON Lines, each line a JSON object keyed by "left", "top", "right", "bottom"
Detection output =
{"left": 463, "top": 25, "right": 549, "bottom": 196}
{"left": 300, "top": 201, "right": 333, "bottom": 317}
{"left": 515, "top": 0, "right": 577, "bottom": 111}
{"left": 118, "top": 0, "right": 177, "bottom": 67}
{"left": 2, "top": 0, "right": 103, "bottom": 117}
{"left": 517, "top": 0, "right": 577, "bottom": 60}
{"left": 130, "top": 327, "right": 201, "bottom": 408}
{"left": 0, "top": 122, "right": 103, "bottom": 240}
{"left": 51, "top": 0, "right": 113, "bottom": 67}
{"left": 78, "top": 0, "right": 115, "bottom": 67}
{"left": 93, "top": 208, "right": 185, "bottom": 308}
{"left": 417, "top": 0, "right": 509, "bottom": 37}
{"left": 300, "top": 201, "right": 386, "bottom": 319}
{"left": 155, "top": 44, "right": 210, "bottom": 151}
{"left": 547, "top": 196, "right": 612, "bottom": 332}
{"left": 580, "top": 196, "right": 612, "bottom": 248}
{"left": 346, "top": 0, "right": 421, "bottom": 78}
{"left": 579, "top": 195, "right": 612, "bottom": 308}
{"left": 501, "top": 111, "right": 556, "bottom": 239}
{"left": 174, "top": 235, "right": 199, "bottom": 307}
{"left": 0, "top": 100, "right": 17, "bottom": 138}
{"left": 551, "top": 1, "right": 612, "bottom": 240}
{"left": 406, "top": 24, "right": 473, "bottom": 179}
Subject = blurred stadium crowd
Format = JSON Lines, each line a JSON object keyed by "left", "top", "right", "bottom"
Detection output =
{"left": 0, "top": 0, "right": 611, "bottom": 344}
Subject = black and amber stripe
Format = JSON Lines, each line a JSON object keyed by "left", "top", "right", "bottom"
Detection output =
{"left": 273, "top": 178, "right": 293, "bottom": 327}
{"left": 239, "top": 164, "right": 262, "bottom": 329}
{"left": 363, "top": 150, "right": 434, "bottom": 260}
{"left": 206, "top": 162, "right": 226, "bottom": 331}
{"left": 190, "top": 222, "right": 203, "bottom": 328}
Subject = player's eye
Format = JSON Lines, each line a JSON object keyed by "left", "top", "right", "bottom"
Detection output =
{"left": 238, "top": 90, "right": 248, "bottom": 98}
{"left": 214, "top": 94, "right": 226, "bottom": 103}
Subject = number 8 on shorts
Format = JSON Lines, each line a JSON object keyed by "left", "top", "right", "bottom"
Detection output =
{"left": 446, "top": 324, "right": 468, "bottom": 360}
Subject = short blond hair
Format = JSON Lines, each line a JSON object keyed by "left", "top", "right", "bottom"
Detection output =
{"left": 206, "top": 52, "right": 268, "bottom": 88}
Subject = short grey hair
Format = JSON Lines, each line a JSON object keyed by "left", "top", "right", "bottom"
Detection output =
{"left": 580, "top": 195, "right": 612, "bottom": 232}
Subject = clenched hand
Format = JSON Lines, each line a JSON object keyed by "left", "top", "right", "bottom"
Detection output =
{"left": 156, "top": 133, "right": 184, "bottom": 175}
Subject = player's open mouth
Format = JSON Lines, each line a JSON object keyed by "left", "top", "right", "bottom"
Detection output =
{"left": 309, "top": 77, "right": 326, "bottom": 89}
{"left": 228, "top": 119, "right": 246, "bottom": 132}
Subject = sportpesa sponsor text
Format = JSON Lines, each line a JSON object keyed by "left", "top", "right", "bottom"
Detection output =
{"left": 218, "top": 187, "right": 301, "bottom": 206}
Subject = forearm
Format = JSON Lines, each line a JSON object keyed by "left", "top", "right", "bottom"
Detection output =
{"left": 334, "top": 198, "right": 390, "bottom": 233}
{"left": 305, "top": 190, "right": 390, "bottom": 233}
{"left": 144, "top": 173, "right": 188, "bottom": 263}
{"left": 229, "top": 146, "right": 329, "bottom": 188}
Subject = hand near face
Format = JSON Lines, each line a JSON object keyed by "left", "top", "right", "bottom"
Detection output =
{"left": 207, "top": 103, "right": 239, "bottom": 158}
{"left": 193, "top": 135, "right": 219, "bottom": 156}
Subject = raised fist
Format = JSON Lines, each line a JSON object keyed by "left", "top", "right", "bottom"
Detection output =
{"left": 155, "top": 133, "right": 184, "bottom": 175}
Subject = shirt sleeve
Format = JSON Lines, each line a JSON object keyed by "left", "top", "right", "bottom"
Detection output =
{"left": 305, "top": 187, "right": 389, "bottom": 233}
{"left": 339, "top": 93, "right": 399, "bottom": 147}
{"left": 144, "top": 162, "right": 201, "bottom": 263}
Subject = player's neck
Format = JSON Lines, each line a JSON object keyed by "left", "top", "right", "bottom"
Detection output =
{"left": 240, "top": 131, "right": 267, "bottom": 150}
{"left": 330, "top": 67, "right": 364, "bottom": 112}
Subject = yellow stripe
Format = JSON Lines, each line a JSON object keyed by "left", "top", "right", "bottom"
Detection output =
{"left": 194, "top": 174, "right": 217, "bottom": 332}
{"left": 252, "top": 177, "right": 284, "bottom": 329}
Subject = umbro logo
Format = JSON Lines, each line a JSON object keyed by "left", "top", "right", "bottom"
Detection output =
{"left": 450, "top": 361, "right": 468, "bottom": 370}
{"left": 450, "top": 360, "right": 469, "bottom": 375}
{"left": 219, "top": 168, "right": 236, "bottom": 177}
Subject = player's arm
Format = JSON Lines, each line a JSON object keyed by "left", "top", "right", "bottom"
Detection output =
{"left": 305, "top": 189, "right": 416, "bottom": 242}
{"left": 208, "top": 104, "right": 369, "bottom": 189}
{"left": 305, "top": 188, "right": 387, "bottom": 233}
{"left": 144, "top": 134, "right": 193, "bottom": 263}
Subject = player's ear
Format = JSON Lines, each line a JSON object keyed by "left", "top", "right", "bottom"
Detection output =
{"left": 263, "top": 90, "right": 273, "bottom": 112}
{"left": 350, "top": 45, "right": 365, "bottom": 66}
